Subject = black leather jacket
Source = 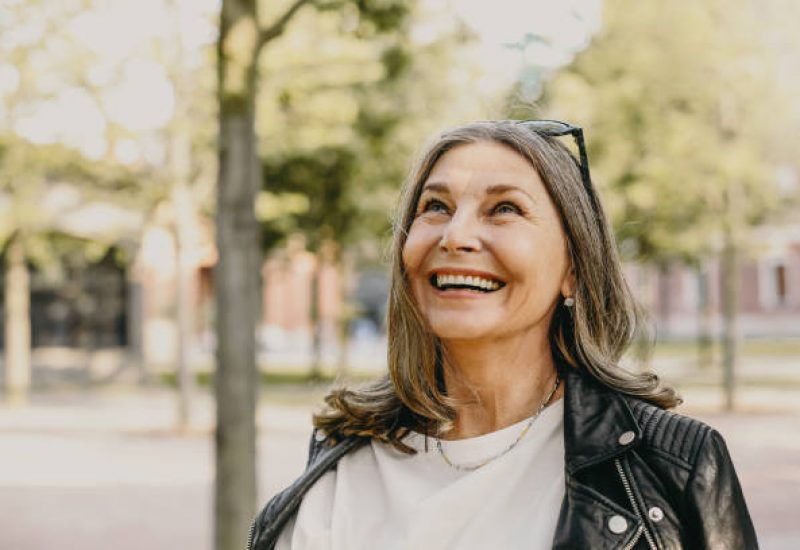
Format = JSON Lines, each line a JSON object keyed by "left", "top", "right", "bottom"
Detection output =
{"left": 249, "top": 366, "right": 758, "bottom": 549}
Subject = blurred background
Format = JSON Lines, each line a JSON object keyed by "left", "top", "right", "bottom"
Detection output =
{"left": 0, "top": 0, "right": 798, "bottom": 548}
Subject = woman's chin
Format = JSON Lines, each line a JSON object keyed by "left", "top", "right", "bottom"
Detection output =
{"left": 428, "top": 322, "right": 498, "bottom": 341}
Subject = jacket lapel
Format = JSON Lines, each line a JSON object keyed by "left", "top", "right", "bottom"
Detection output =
{"left": 560, "top": 365, "right": 642, "bottom": 474}
{"left": 555, "top": 366, "right": 647, "bottom": 549}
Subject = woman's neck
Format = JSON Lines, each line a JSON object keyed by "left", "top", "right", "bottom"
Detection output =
{"left": 440, "top": 333, "right": 561, "bottom": 439}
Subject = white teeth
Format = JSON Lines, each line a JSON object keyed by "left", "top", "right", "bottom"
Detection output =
{"left": 434, "top": 273, "right": 501, "bottom": 291}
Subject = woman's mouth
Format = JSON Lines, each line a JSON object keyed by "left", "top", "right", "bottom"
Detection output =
{"left": 429, "top": 272, "right": 506, "bottom": 293}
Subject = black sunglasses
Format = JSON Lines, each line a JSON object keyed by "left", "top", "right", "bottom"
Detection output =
{"left": 515, "top": 119, "right": 594, "bottom": 199}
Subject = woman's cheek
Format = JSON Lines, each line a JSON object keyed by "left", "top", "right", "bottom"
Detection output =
{"left": 400, "top": 241, "right": 414, "bottom": 276}
{"left": 401, "top": 225, "right": 427, "bottom": 275}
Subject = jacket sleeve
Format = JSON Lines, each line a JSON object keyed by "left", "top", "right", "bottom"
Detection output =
{"left": 250, "top": 430, "right": 319, "bottom": 550}
{"left": 684, "top": 429, "right": 759, "bottom": 549}
{"left": 306, "top": 429, "right": 325, "bottom": 468}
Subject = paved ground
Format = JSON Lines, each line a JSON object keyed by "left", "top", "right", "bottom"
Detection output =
{"left": 0, "top": 384, "right": 798, "bottom": 550}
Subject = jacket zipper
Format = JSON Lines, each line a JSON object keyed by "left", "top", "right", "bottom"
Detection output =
{"left": 246, "top": 517, "right": 256, "bottom": 550}
{"left": 614, "top": 458, "right": 658, "bottom": 550}
{"left": 622, "top": 525, "right": 644, "bottom": 550}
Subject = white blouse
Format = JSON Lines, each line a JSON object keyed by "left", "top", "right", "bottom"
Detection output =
{"left": 276, "top": 399, "right": 565, "bottom": 550}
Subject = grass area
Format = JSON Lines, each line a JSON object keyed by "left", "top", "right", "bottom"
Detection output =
{"left": 668, "top": 375, "right": 800, "bottom": 389}
{"left": 653, "top": 338, "right": 800, "bottom": 358}
{"left": 158, "top": 368, "right": 379, "bottom": 389}
{"left": 151, "top": 338, "right": 799, "bottom": 404}
{"left": 157, "top": 369, "right": 383, "bottom": 407}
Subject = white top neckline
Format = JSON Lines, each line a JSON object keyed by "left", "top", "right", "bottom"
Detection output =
{"left": 277, "top": 399, "right": 566, "bottom": 549}
{"left": 404, "top": 397, "right": 564, "bottom": 466}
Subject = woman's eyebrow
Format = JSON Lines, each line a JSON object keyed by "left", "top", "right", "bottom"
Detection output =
{"left": 421, "top": 182, "right": 448, "bottom": 193}
{"left": 485, "top": 184, "right": 535, "bottom": 202}
{"left": 421, "top": 182, "right": 535, "bottom": 201}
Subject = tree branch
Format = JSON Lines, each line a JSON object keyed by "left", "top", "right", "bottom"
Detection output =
{"left": 257, "top": 0, "right": 315, "bottom": 53}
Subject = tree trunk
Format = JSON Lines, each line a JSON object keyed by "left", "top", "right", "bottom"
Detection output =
{"left": 168, "top": 0, "right": 197, "bottom": 432}
{"left": 4, "top": 236, "right": 31, "bottom": 404}
{"left": 215, "top": 1, "right": 260, "bottom": 548}
{"left": 174, "top": 183, "right": 196, "bottom": 431}
{"left": 309, "top": 263, "right": 322, "bottom": 380}
{"left": 633, "top": 264, "right": 654, "bottom": 370}
{"left": 215, "top": 0, "right": 313, "bottom": 546}
{"left": 126, "top": 249, "right": 146, "bottom": 384}
{"left": 696, "top": 263, "right": 714, "bottom": 370}
{"left": 336, "top": 250, "right": 355, "bottom": 378}
{"left": 720, "top": 229, "right": 739, "bottom": 411}
{"left": 656, "top": 263, "right": 671, "bottom": 339}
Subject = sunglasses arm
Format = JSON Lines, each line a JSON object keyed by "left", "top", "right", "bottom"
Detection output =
{"left": 574, "top": 129, "right": 593, "bottom": 191}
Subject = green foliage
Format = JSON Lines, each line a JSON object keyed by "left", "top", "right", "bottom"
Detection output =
{"left": 0, "top": 135, "right": 141, "bottom": 197}
{"left": 256, "top": 1, "right": 468, "bottom": 256}
{"left": 0, "top": 134, "right": 147, "bottom": 269}
{"left": 543, "top": 0, "right": 799, "bottom": 264}
{"left": 261, "top": 145, "right": 358, "bottom": 250}
{"left": 317, "top": 0, "right": 410, "bottom": 37}
{"left": 0, "top": 0, "right": 197, "bottom": 260}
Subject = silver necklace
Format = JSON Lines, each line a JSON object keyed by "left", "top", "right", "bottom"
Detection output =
{"left": 435, "top": 374, "right": 561, "bottom": 472}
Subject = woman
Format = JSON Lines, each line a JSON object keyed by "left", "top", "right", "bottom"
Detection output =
{"left": 249, "top": 121, "right": 757, "bottom": 549}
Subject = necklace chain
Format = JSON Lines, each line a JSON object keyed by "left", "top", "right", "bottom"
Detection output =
{"left": 435, "top": 374, "right": 561, "bottom": 472}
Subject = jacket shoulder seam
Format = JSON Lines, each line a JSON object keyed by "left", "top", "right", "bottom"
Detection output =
{"left": 626, "top": 398, "right": 713, "bottom": 467}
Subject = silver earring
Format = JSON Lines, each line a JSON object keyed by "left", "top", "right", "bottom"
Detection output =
{"left": 564, "top": 296, "right": 575, "bottom": 307}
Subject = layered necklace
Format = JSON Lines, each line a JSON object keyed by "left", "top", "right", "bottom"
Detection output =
{"left": 435, "top": 374, "right": 561, "bottom": 472}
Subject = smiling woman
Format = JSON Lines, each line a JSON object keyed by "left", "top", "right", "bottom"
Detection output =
{"left": 248, "top": 121, "right": 758, "bottom": 550}
{"left": 402, "top": 141, "right": 573, "bottom": 361}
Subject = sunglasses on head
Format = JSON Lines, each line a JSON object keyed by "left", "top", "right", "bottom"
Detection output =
{"left": 515, "top": 119, "right": 594, "bottom": 199}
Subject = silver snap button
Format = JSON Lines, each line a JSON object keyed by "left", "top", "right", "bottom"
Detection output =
{"left": 314, "top": 430, "right": 327, "bottom": 442}
{"left": 608, "top": 514, "right": 628, "bottom": 534}
{"left": 618, "top": 431, "right": 635, "bottom": 445}
{"left": 648, "top": 506, "right": 664, "bottom": 522}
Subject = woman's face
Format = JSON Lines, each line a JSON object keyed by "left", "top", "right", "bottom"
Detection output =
{"left": 402, "top": 141, "right": 574, "bottom": 343}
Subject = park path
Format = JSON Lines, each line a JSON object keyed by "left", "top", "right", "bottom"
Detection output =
{"left": 0, "top": 385, "right": 798, "bottom": 549}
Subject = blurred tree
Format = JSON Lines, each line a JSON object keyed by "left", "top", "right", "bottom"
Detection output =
{"left": 215, "top": 1, "right": 412, "bottom": 548}
{"left": 159, "top": 0, "right": 218, "bottom": 432}
{"left": 0, "top": 136, "right": 141, "bottom": 402}
{"left": 543, "top": 0, "right": 799, "bottom": 408}
{"left": 256, "top": 5, "right": 472, "bottom": 378}
{"left": 0, "top": 0, "right": 223, "bottom": 419}
{"left": 0, "top": 0, "right": 216, "bottom": 417}
{"left": 261, "top": 145, "right": 357, "bottom": 378}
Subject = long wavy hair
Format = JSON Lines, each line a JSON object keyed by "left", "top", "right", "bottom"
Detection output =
{"left": 314, "top": 121, "right": 680, "bottom": 452}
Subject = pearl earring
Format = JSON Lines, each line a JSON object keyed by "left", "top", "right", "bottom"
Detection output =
{"left": 564, "top": 296, "right": 575, "bottom": 307}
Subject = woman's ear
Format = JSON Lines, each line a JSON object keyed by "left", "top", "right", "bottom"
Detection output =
{"left": 561, "top": 265, "right": 576, "bottom": 299}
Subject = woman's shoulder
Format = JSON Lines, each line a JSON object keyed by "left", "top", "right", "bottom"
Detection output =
{"left": 250, "top": 431, "right": 365, "bottom": 549}
{"left": 621, "top": 394, "right": 725, "bottom": 471}
{"left": 563, "top": 363, "right": 717, "bottom": 470}
{"left": 307, "top": 429, "right": 368, "bottom": 468}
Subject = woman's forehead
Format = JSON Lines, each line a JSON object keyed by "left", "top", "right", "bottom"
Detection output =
{"left": 422, "top": 141, "right": 544, "bottom": 197}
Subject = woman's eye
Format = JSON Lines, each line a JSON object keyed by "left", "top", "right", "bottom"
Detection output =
{"left": 421, "top": 199, "right": 449, "bottom": 214}
{"left": 492, "top": 201, "right": 522, "bottom": 215}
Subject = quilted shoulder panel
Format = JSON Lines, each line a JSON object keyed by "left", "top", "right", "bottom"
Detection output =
{"left": 627, "top": 398, "right": 712, "bottom": 468}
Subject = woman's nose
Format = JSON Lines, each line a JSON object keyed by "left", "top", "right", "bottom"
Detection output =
{"left": 439, "top": 210, "right": 481, "bottom": 253}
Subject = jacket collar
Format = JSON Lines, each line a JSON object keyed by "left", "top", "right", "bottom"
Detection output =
{"left": 560, "top": 364, "right": 642, "bottom": 475}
